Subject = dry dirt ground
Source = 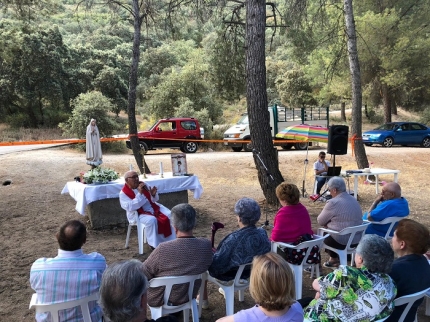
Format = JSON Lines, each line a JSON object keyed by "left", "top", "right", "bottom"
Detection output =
{"left": 1, "top": 145, "right": 430, "bottom": 321}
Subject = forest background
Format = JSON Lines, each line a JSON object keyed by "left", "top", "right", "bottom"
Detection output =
{"left": 2, "top": 0, "right": 430, "bottom": 139}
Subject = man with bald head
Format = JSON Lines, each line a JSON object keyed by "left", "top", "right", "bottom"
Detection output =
{"left": 30, "top": 220, "right": 106, "bottom": 322}
{"left": 363, "top": 182, "right": 409, "bottom": 237}
{"left": 119, "top": 171, "right": 175, "bottom": 249}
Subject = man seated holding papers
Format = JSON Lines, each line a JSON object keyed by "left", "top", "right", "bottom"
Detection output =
{"left": 119, "top": 171, "right": 176, "bottom": 249}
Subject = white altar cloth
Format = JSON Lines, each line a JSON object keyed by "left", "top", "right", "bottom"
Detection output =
{"left": 61, "top": 172, "right": 203, "bottom": 215}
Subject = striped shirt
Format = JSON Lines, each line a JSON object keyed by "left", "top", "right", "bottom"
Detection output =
{"left": 30, "top": 249, "right": 106, "bottom": 322}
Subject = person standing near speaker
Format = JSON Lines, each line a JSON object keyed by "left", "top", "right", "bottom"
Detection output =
{"left": 313, "top": 151, "right": 331, "bottom": 195}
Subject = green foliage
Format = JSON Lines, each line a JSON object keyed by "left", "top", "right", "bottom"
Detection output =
{"left": 0, "top": 124, "right": 63, "bottom": 141}
{"left": 419, "top": 107, "right": 430, "bottom": 126}
{"left": 92, "top": 66, "right": 128, "bottom": 115}
{"left": 281, "top": 0, "right": 430, "bottom": 116}
{"left": 1, "top": 0, "right": 62, "bottom": 21}
{"left": 366, "top": 107, "right": 384, "bottom": 124}
{"left": 0, "top": 24, "right": 75, "bottom": 127}
{"left": 59, "top": 91, "right": 121, "bottom": 138}
{"left": 102, "top": 141, "right": 128, "bottom": 153}
{"left": 142, "top": 46, "right": 223, "bottom": 128}
{"left": 82, "top": 166, "right": 119, "bottom": 184}
{"left": 275, "top": 67, "right": 317, "bottom": 107}
{"left": 4, "top": 0, "right": 430, "bottom": 132}
{"left": 199, "top": 124, "right": 231, "bottom": 151}
{"left": 204, "top": 28, "right": 246, "bottom": 101}
{"left": 266, "top": 51, "right": 291, "bottom": 106}
{"left": 175, "top": 101, "right": 214, "bottom": 137}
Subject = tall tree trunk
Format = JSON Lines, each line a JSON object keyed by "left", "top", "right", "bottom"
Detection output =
{"left": 343, "top": 0, "right": 369, "bottom": 169}
{"left": 128, "top": 0, "right": 149, "bottom": 174}
{"left": 341, "top": 102, "right": 346, "bottom": 122}
{"left": 246, "top": 0, "right": 283, "bottom": 205}
{"left": 382, "top": 83, "right": 392, "bottom": 123}
{"left": 392, "top": 101, "right": 397, "bottom": 115}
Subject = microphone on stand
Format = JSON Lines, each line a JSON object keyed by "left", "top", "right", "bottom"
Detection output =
{"left": 252, "top": 148, "right": 275, "bottom": 181}
{"left": 311, "top": 188, "right": 330, "bottom": 202}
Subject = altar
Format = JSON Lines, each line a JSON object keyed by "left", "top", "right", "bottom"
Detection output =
{"left": 61, "top": 172, "right": 203, "bottom": 229}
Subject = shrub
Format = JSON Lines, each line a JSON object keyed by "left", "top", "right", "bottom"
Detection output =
{"left": 199, "top": 124, "right": 231, "bottom": 151}
{"left": 367, "top": 107, "right": 384, "bottom": 124}
{"left": 420, "top": 107, "right": 430, "bottom": 126}
{"left": 59, "top": 91, "right": 122, "bottom": 138}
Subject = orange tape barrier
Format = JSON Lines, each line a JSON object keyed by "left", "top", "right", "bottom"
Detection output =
{"left": 0, "top": 137, "right": 125, "bottom": 146}
{"left": 0, "top": 137, "right": 308, "bottom": 146}
{"left": 349, "top": 134, "right": 363, "bottom": 156}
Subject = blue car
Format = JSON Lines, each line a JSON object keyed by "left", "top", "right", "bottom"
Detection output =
{"left": 363, "top": 122, "right": 430, "bottom": 148}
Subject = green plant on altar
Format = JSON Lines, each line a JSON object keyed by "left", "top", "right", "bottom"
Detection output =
{"left": 82, "top": 166, "right": 119, "bottom": 184}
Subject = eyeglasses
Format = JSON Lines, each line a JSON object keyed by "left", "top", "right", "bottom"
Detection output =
{"left": 126, "top": 175, "right": 139, "bottom": 180}
{"left": 320, "top": 155, "right": 326, "bottom": 159}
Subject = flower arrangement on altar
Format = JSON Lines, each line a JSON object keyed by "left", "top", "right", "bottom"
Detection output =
{"left": 81, "top": 166, "right": 119, "bottom": 184}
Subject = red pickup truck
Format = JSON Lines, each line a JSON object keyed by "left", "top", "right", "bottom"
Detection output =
{"left": 126, "top": 117, "right": 203, "bottom": 153}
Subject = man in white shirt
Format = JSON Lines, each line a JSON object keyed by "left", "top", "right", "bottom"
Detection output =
{"left": 119, "top": 171, "right": 175, "bottom": 249}
{"left": 313, "top": 151, "right": 331, "bottom": 195}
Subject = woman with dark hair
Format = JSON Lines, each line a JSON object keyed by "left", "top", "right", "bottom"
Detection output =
{"left": 216, "top": 253, "right": 303, "bottom": 322}
{"left": 387, "top": 219, "right": 430, "bottom": 322}
{"left": 304, "top": 234, "right": 396, "bottom": 321}
{"left": 271, "top": 182, "right": 313, "bottom": 243}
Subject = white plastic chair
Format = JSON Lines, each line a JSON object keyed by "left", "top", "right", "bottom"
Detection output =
{"left": 201, "top": 263, "right": 252, "bottom": 317}
{"left": 426, "top": 292, "right": 430, "bottom": 316}
{"left": 313, "top": 175, "right": 331, "bottom": 194}
{"left": 29, "top": 292, "right": 99, "bottom": 322}
{"left": 364, "top": 216, "right": 404, "bottom": 240}
{"left": 394, "top": 287, "right": 430, "bottom": 322}
{"left": 318, "top": 222, "right": 370, "bottom": 266}
{"left": 125, "top": 211, "right": 147, "bottom": 254}
{"left": 148, "top": 274, "right": 201, "bottom": 322}
{"left": 271, "top": 234, "right": 329, "bottom": 299}
{"left": 427, "top": 261, "right": 430, "bottom": 316}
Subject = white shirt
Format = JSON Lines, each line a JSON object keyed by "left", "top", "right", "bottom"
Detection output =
{"left": 314, "top": 159, "right": 331, "bottom": 176}
{"left": 119, "top": 183, "right": 159, "bottom": 223}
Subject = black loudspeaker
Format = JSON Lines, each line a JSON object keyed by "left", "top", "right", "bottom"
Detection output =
{"left": 328, "top": 125, "right": 349, "bottom": 155}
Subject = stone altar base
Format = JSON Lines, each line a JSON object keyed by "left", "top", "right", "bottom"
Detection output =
{"left": 86, "top": 190, "right": 188, "bottom": 229}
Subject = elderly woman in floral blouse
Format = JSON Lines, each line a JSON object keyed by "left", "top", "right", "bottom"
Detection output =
{"left": 304, "top": 234, "right": 396, "bottom": 322}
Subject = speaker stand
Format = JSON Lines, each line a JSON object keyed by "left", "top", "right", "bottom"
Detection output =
{"left": 333, "top": 154, "right": 336, "bottom": 169}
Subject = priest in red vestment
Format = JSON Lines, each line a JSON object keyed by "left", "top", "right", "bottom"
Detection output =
{"left": 119, "top": 171, "right": 175, "bottom": 249}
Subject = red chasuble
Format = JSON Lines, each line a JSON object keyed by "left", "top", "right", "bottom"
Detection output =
{"left": 122, "top": 184, "right": 172, "bottom": 237}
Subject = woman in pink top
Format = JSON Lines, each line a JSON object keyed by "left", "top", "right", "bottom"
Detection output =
{"left": 271, "top": 183, "right": 313, "bottom": 243}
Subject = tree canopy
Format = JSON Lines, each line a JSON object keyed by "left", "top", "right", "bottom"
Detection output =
{"left": 2, "top": 0, "right": 430, "bottom": 130}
